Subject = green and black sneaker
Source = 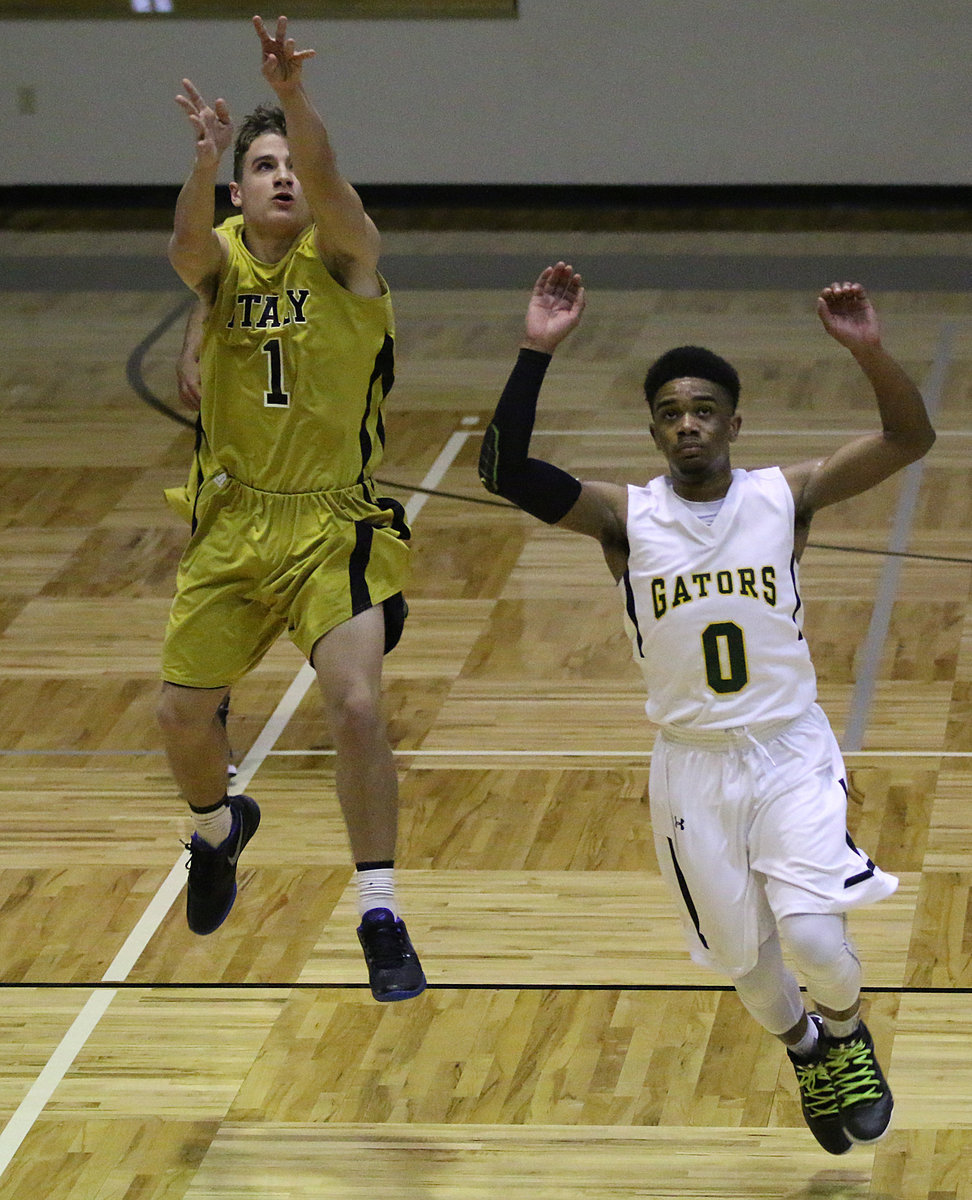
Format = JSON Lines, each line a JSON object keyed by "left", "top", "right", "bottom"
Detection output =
{"left": 824, "top": 1019, "right": 894, "bottom": 1144}
{"left": 787, "top": 1014, "right": 852, "bottom": 1155}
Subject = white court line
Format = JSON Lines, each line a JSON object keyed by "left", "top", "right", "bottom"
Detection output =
{"left": 0, "top": 429, "right": 473, "bottom": 1182}
{"left": 841, "top": 323, "right": 955, "bottom": 753}
{"left": 0, "top": 990, "right": 118, "bottom": 1168}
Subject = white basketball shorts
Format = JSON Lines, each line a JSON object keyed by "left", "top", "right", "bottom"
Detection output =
{"left": 649, "top": 703, "right": 897, "bottom": 978}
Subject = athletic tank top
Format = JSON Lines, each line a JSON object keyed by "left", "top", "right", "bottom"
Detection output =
{"left": 200, "top": 215, "right": 395, "bottom": 493}
{"left": 621, "top": 467, "right": 817, "bottom": 729}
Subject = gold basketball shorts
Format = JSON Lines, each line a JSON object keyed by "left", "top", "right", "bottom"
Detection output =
{"left": 162, "top": 471, "right": 410, "bottom": 688}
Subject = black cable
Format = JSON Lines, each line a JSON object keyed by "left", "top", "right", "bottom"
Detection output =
{"left": 807, "top": 541, "right": 972, "bottom": 566}
{"left": 129, "top": 299, "right": 972, "bottom": 565}
{"left": 125, "top": 293, "right": 196, "bottom": 430}
{"left": 372, "top": 480, "right": 512, "bottom": 508}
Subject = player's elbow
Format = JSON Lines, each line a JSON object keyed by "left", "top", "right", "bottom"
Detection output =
{"left": 478, "top": 427, "right": 504, "bottom": 496}
{"left": 167, "top": 235, "right": 220, "bottom": 294}
{"left": 915, "top": 425, "right": 936, "bottom": 459}
{"left": 167, "top": 239, "right": 200, "bottom": 289}
{"left": 908, "top": 435, "right": 936, "bottom": 469}
{"left": 902, "top": 423, "right": 936, "bottom": 462}
{"left": 885, "top": 423, "right": 936, "bottom": 468}
{"left": 167, "top": 231, "right": 193, "bottom": 268}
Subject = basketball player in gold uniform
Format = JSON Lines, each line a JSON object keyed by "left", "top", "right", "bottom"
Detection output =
{"left": 160, "top": 14, "right": 425, "bottom": 1001}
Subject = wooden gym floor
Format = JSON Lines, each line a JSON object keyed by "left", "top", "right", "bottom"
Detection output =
{"left": 1, "top": 215, "right": 972, "bottom": 1198}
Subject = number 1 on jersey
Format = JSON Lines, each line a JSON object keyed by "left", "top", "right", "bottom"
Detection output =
{"left": 262, "top": 338, "right": 290, "bottom": 407}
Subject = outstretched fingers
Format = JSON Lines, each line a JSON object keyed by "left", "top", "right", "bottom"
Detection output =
{"left": 535, "top": 261, "right": 584, "bottom": 306}
{"left": 175, "top": 78, "right": 232, "bottom": 154}
{"left": 253, "top": 13, "right": 316, "bottom": 79}
{"left": 176, "top": 78, "right": 211, "bottom": 120}
{"left": 816, "top": 280, "right": 881, "bottom": 348}
{"left": 524, "top": 262, "right": 586, "bottom": 351}
{"left": 818, "top": 280, "right": 868, "bottom": 316}
{"left": 176, "top": 79, "right": 229, "bottom": 119}
{"left": 252, "top": 13, "right": 275, "bottom": 43}
{"left": 178, "top": 78, "right": 203, "bottom": 107}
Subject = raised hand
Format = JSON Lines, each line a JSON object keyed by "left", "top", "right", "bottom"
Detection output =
{"left": 524, "top": 262, "right": 586, "bottom": 354}
{"left": 175, "top": 79, "right": 233, "bottom": 162}
{"left": 817, "top": 282, "right": 882, "bottom": 351}
{"left": 253, "top": 14, "right": 316, "bottom": 92}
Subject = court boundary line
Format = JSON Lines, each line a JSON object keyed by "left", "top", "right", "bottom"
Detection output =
{"left": 0, "top": 982, "right": 967, "bottom": 995}
{"left": 841, "top": 323, "right": 954, "bottom": 752}
{"left": 0, "top": 429, "right": 473, "bottom": 1182}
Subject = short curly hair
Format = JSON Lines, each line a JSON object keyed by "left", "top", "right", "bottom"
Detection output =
{"left": 643, "top": 345, "right": 740, "bottom": 411}
{"left": 233, "top": 104, "right": 288, "bottom": 182}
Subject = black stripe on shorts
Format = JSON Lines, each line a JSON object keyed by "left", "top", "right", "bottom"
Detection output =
{"left": 667, "top": 836, "right": 708, "bottom": 949}
{"left": 349, "top": 520, "right": 374, "bottom": 614}
{"left": 376, "top": 493, "right": 412, "bottom": 542}
{"left": 844, "top": 831, "right": 877, "bottom": 889}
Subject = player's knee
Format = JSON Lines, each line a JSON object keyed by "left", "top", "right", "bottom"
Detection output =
{"left": 733, "top": 963, "right": 778, "bottom": 1010}
{"left": 732, "top": 935, "right": 785, "bottom": 1007}
{"left": 778, "top": 912, "right": 850, "bottom": 974}
{"left": 156, "top": 685, "right": 220, "bottom": 738}
{"left": 156, "top": 687, "right": 180, "bottom": 733}
{"left": 327, "top": 687, "right": 383, "bottom": 748}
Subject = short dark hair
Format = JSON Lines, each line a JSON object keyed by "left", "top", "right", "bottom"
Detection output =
{"left": 643, "top": 345, "right": 740, "bottom": 411}
{"left": 233, "top": 104, "right": 288, "bottom": 182}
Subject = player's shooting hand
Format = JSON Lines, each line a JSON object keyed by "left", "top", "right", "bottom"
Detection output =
{"left": 175, "top": 79, "right": 233, "bottom": 162}
{"left": 253, "top": 15, "right": 316, "bottom": 93}
{"left": 523, "top": 262, "right": 587, "bottom": 354}
{"left": 816, "top": 282, "right": 882, "bottom": 351}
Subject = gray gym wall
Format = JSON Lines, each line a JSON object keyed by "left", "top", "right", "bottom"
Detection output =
{"left": 1, "top": 0, "right": 969, "bottom": 187}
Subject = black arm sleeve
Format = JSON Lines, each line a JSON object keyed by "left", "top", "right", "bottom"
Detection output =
{"left": 478, "top": 347, "right": 583, "bottom": 525}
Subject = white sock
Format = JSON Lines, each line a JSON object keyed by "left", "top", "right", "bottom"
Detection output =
{"left": 789, "top": 1016, "right": 820, "bottom": 1059}
{"left": 356, "top": 866, "right": 397, "bottom": 918}
{"left": 821, "top": 1012, "right": 860, "bottom": 1040}
{"left": 191, "top": 800, "right": 233, "bottom": 848}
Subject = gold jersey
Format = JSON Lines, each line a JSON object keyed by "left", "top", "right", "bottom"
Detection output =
{"left": 200, "top": 215, "right": 395, "bottom": 493}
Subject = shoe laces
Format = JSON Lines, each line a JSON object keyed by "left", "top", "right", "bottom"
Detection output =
{"left": 363, "top": 918, "right": 412, "bottom": 968}
{"left": 182, "top": 834, "right": 221, "bottom": 872}
{"left": 793, "top": 1059, "right": 841, "bottom": 1119}
{"left": 827, "top": 1036, "right": 885, "bottom": 1104}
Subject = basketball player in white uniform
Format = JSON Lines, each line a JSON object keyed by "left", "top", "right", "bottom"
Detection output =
{"left": 479, "top": 262, "right": 935, "bottom": 1155}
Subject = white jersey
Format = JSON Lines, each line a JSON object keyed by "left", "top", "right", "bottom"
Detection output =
{"left": 621, "top": 466, "right": 817, "bottom": 730}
